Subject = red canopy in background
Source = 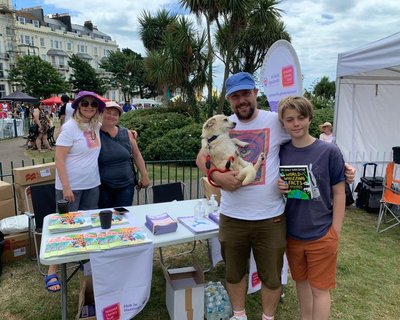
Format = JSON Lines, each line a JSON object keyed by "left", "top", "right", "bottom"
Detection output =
{"left": 41, "top": 96, "right": 62, "bottom": 105}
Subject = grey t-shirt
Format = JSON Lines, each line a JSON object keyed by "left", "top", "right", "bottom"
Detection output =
{"left": 98, "top": 126, "right": 134, "bottom": 188}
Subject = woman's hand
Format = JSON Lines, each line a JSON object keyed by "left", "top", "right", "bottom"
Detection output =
{"left": 277, "top": 178, "right": 290, "bottom": 194}
{"left": 62, "top": 186, "right": 75, "bottom": 203}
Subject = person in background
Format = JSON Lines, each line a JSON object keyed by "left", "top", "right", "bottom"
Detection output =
{"left": 277, "top": 96, "right": 345, "bottom": 320}
{"left": 45, "top": 91, "right": 105, "bottom": 293}
{"left": 319, "top": 121, "right": 333, "bottom": 143}
{"left": 33, "top": 103, "right": 53, "bottom": 152}
{"left": 59, "top": 94, "right": 74, "bottom": 126}
{"left": 98, "top": 101, "right": 149, "bottom": 208}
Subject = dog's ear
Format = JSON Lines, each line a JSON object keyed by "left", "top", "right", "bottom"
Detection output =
{"left": 204, "top": 118, "right": 216, "bottom": 128}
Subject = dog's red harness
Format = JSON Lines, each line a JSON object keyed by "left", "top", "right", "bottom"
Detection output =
{"left": 205, "top": 154, "right": 235, "bottom": 188}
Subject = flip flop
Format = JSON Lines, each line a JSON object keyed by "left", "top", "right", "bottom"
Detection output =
{"left": 45, "top": 273, "right": 61, "bottom": 292}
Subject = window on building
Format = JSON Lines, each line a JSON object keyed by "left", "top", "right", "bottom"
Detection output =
{"left": 25, "top": 35, "right": 30, "bottom": 44}
{"left": 0, "top": 63, "right": 4, "bottom": 79}
{"left": 0, "top": 85, "right": 5, "bottom": 98}
{"left": 6, "top": 27, "right": 11, "bottom": 35}
{"left": 40, "top": 38, "right": 45, "bottom": 47}
{"left": 41, "top": 54, "right": 47, "bottom": 61}
{"left": 94, "top": 47, "right": 98, "bottom": 55}
{"left": 33, "top": 20, "right": 40, "bottom": 28}
{"left": 18, "top": 17, "right": 26, "bottom": 24}
{"left": 59, "top": 56, "right": 65, "bottom": 67}
{"left": 51, "top": 56, "right": 56, "bottom": 65}
{"left": 67, "top": 42, "right": 72, "bottom": 51}
{"left": 51, "top": 40, "right": 54, "bottom": 48}
{"left": 55, "top": 41, "right": 59, "bottom": 49}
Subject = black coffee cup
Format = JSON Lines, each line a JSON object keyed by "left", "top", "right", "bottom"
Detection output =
{"left": 57, "top": 199, "right": 69, "bottom": 214}
{"left": 99, "top": 210, "right": 113, "bottom": 229}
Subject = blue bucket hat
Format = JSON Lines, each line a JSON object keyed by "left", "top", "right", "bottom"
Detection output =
{"left": 225, "top": 72, "right": 256, "bottom": 97}
{"left": 71, "top": 91, "right": 106, "bottom": 111}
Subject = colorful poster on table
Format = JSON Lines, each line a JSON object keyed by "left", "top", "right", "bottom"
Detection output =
{"left": 260, "top": 40, "right": 303, "bottom": 112}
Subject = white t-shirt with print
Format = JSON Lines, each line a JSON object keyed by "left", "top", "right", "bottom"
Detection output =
{"left": 55, "top": 119, "right": 101, "bottom": 190}
{"left": 220, "top": 110, "right": 290, "bottom": 220}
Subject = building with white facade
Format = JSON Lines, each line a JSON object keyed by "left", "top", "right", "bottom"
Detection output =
{"left": 0, "top": 0, "right": 120, "bottom": 100}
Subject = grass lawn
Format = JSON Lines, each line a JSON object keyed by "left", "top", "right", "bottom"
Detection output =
{"left": 0, "top": 206, "right": 399, "bottom": 319}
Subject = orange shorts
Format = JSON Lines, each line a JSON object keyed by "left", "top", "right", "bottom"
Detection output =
{"left": 286, "top": 227, "right": 339, "bottom": 289}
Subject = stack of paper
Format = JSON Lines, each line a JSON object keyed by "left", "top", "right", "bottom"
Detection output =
{"left": 178, "top": 216, "right": 219, "bottom": 234}
{"left": 145, "top": 212, "right": 178, "bottom": 235}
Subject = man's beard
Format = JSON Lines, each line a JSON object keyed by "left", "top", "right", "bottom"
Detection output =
{"left": 235, "top": 103, "right": 255, "bottom": 121}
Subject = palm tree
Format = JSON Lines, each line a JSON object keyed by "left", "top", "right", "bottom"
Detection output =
{"left": 214, "top": 0, "right": 286, "bottom": 113}
{"left": 139, "top": 10, "right": 208, "bottom": 120}
{"left": 179, "top": 0, "right": 222, "bottom": 116}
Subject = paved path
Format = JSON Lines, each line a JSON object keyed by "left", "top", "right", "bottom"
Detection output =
{"left": 0, "top": 137, "right": 32, "bottom": 182}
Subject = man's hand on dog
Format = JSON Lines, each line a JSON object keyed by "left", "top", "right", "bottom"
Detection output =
{"left": 212, "top": 170, "right": 242, "bottom": 191}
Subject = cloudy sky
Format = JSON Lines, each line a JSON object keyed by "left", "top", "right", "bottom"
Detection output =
{"left": 14, "top": 0, "right": 400, "bottom": 92}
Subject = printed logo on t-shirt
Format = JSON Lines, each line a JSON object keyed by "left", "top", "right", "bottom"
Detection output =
{"left": 83, "top": 130, "right": 100, "bottom": 149}
{"left": 229, "top": 128, "right": 269, "bottom": 185}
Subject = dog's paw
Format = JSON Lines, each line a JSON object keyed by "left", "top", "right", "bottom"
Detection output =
{"left": 259, "top": 152, "right": 265, "bottom": 161}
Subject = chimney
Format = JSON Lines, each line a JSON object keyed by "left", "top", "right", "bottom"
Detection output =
{"left": 84, "top": 20, "right": 93, "bottom": 31}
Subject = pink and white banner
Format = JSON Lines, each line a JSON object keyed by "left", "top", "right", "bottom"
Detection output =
{"left": 260, "top": 40, "right": 303, "bottom": 112}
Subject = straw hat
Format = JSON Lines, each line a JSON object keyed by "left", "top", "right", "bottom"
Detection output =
{"left": 319, "top": 121, "right": 332, "bottom": 131}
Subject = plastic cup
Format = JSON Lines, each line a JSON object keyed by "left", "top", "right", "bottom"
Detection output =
{"left": 57, "top": 199, "right": 69, "bottom": 214}
{"left": 99, "top": 210, "right": 113, "bottom": 229}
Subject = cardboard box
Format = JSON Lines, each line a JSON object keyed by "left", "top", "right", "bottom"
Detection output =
{"left": 77, "top": 274, "right": 96, "bottom": 320}
{"left": 13, "top": 162, "right": 55, "bottom": 186}
{"left": 1, "top": 231, "right": 34, "bottom": 263}
{"left": 14, "top": 181, "right": 55, "bottom": 213}
{"left": 163, "top": 264, "right": 205, "bottom": 320}
{"left": 0, "top": 198, "right": 16, "bottom": 220}
{"left": 0, "top": 180, "right": 13, "bottom": 201}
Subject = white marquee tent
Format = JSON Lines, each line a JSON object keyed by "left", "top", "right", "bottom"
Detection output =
{"left": 334, "top": 32, "right": 400, "bottom": 181}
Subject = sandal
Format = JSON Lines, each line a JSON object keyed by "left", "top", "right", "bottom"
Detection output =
{"left": 45, "top": 273, "right": 61, "bottom": 292}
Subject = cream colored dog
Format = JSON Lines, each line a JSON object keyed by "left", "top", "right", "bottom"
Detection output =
{"left": 201, "top": 115, "right": 265, "bottom": 186}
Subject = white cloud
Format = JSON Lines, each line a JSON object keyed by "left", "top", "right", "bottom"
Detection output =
{"left": 16, "top": 0, "right": 400, "bottom": 91}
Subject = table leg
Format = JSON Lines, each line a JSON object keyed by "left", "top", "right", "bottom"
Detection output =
{"left": 60, "top": 264, "right": 68, "bottom": 320}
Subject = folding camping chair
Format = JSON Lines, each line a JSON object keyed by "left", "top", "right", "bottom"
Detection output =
{"left": 376, "top": 162, "right": 400, "bottom": 233}
{"left": 145, "top": 181, "right": 188, "bottom": 204}
{"left": 25, "top": 183, "right": 56, "bottom": 275}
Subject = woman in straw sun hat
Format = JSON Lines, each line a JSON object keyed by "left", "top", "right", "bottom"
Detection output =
{"left": 319, "top": 121, "right": 333, "bottom": 143}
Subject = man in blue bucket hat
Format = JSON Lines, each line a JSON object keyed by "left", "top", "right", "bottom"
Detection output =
{"left": 197, "top": 72, "right": 355, "bottom": 320}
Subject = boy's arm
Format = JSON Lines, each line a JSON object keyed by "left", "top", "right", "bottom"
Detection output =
{"left": 331, "top": 181, "right": 346, "bottom": 236}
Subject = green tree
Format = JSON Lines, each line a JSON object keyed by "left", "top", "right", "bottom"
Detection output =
{"left": 68, "top": 54, "right": 106, "bottom": 95}
{"left": 313, "top": 76, "right": 335, "bottom": 100}
{"left": 179, "top": 0, "right": 221, "bottom": 116}
{"left": 139, "top": 10, "right": 208, "bottom": 121}
{"left": 214, "top": 0, "right": 287, "bottom": 113}
{"left": 100, "top": 49, "right": 157, "bottom": 102}
{"left": 8, "top": 55, "right": 68, "bottom": 98}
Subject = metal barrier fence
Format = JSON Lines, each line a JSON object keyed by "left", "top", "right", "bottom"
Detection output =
{"left": 0, "top": 117, "right": 30, "bottom": 140}
{"left": 0, "top": 158, "right": 205, "bottom": 215}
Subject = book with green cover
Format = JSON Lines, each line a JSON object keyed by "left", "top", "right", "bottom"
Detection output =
{"left": 106, "top": 227, "right": 151, "bottom": 249}
{"left": 44, "top": 234, "right": 87, "bottom": 258}
{"left": 90, "top": 212, "right": 129, "bottom": 228}
{"left": 48, "top": 212, "right": 91, "bottom": 233}
{"left": 279, "top": 165, "right": 313, "bottom": 200}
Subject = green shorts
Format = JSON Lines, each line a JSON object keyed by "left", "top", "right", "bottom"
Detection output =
{"left": 219, "top": 213, "right": 287, "bottom": 290}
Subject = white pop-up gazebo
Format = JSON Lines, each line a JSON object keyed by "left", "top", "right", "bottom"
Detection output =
{"left": 334, "top": 32, "right": 400, "bottom": 180}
